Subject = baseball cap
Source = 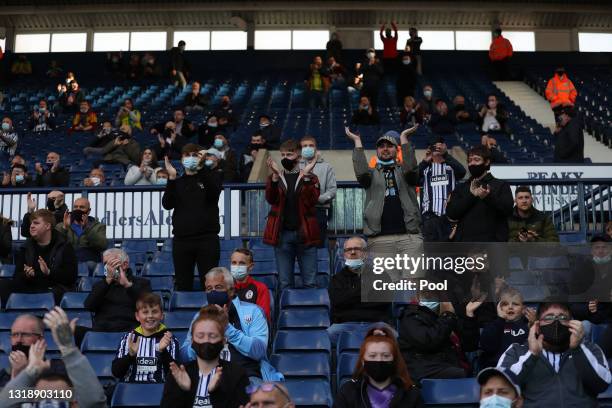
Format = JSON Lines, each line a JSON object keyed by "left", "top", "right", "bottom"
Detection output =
{"left": 477, "top": 367, "right": 521, "bottom": 397}
{"left": 204, "top": 148, "right": 222, "bottom": 159}
{"left": 376, "top": 130, "right": 400, "bottom": 147}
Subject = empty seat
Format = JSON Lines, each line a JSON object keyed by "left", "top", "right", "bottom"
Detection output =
{"left": 169, "top": 291, "right": 207, "bottom": 311}
{"left": 60, "top": 292, "right": 89, "bottom": 310}
{"left": 0, "top": 264, "right": 16, "bottom": 278}
{"left": 85, "top": 352, "right": 116, "bottom": 382}
{"left": 279, "top": 289, "right": 330, "bottom": 310}
{"left": 143, "top": 262, "right": 174, "bottom": 276}
{"left": 122, "top": 240, "right": 158, "bottom": 253}
{"left": 148, "top": 276, "right": 174, "bottom": 293}
{"left": 277, "top": 308, "right": 330, "bottom": 329}
{"left": 528, "top": 256, "right": 570, "bottom": 270}
{"left": 592, "top": 324, "right": 610, "bottom": 349}
{"left": 337, "top": 331, "right": 366, "bottom": 356}
{"left": 337, "top": 352, "right": 359, "bottom": 389}
{"left": 81, "top": 331, "right": 125, "bottom": 352}
{"left": 420, "top": 378, "right": 480, "bottom": 405}
{"left": 111, "top": 382, "right": 164, "bottom": 407}
{"left": 273, "top": 330, "right": 331, "bottom": 354}
{"left": 6, "top": 293, "right": 55, "bottom": 312}
{"left": 271, "top": 352, "right": 330, "bottom": 380}
{"left": 283, "top": 379, "right": 332, "bottom": 407}
{"left": 164, "top": 310, "right": 196, "bottom": 330}
{"left": 78, "top": 276, "right": 96, "bottom": 292}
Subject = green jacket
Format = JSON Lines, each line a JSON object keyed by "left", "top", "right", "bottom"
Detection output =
{"left": 508, "top": 206, "right": 559, "bottom": 242}
{"left": 353, "top": 143, "right": 421, "bottom": 236}
{"left": 102, "top": 139, "right": 141, "bottom": 166}
{"left": 56, "top": 216, "right": 108, "bottom": 261}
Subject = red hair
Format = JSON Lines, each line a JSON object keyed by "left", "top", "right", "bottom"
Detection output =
{"left": 352, "top": 332, "right": 414, "bottom": 389}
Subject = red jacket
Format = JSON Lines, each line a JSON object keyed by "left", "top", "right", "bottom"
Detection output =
{"left": 489, "top": 36, "right": 513, "bottom": 61}
{"left": 263, "top": 172, "right": 321, "bottom": 247}
{"left": 380, "top": 23, "right": 398, "bottom": 59}
{"left": 234, "top": 275, "right": 271, "bottom": 321}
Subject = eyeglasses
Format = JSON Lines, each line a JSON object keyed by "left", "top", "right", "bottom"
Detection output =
{"left": 246, "top": 383, "right": 292, "bottom": 401}
{"left": 343, "top": 247, "right": 365, "bottom": 254}
{"left": 10, "top": 332, "right": 42, "bottom": 339}
{"left": 540, "top": 314, "right": 570, "bottom": 323}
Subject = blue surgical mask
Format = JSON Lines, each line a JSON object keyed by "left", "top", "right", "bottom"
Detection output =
{"left": 1, "top": 123, "right": 10, "bottom": 131}
{"left": 207, "top": 290, "right": 229, "bottom": 307}
{"left": 213, "top": 139, "right": 224, "bottom": 149}
{"left": 345, "top": 258, "right": 364, "bottom": 270}
{"left": 230, "top": 265, "right": 249, "bottom": 281}
{"left": 15, "top": 175, "right": 25, "bottom": 183}
{"left": 156, "top": 177, "right": 168, "bottom": 186}
{"left": 204, "top": 159, "right": 214, "bottom": 168}
{"left": 182, "top": 156, "right": 199, "bottom": 171}
{"left": 420, "top": 301, "right": 440, "bottom": 312}
{"left": 479, "top": 394, "right": 513, "bottom": 408}
{"left": 377, "top": 158, "right": 395, "bottom": 166}
{"left": 301, "top": 146, "right": 315, "bottom": 160}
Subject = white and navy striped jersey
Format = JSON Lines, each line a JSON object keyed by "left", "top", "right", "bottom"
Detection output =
{"left": 192, "top": 368, "right": 216, "bottom": 408}
{"left": 420, "top": 162, "right": 456, "bottom": 216}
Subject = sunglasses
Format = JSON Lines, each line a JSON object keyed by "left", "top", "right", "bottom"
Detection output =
{"left": 246, "top": 383, "right": 291, "bottom": 401}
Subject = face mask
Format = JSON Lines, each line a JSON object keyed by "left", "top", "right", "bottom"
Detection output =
{"left": 363, "top": 360, "right": 394, "bottom": 382}
{"left": 156, "top": 177, "right": 168, "bottom": 186}
{"left": 231, "top": 265, "right": 249, "bottom": 281}
{"left": 12, "top": 343, "right": 31, "bottom": 356}
{"left": 1, "top": 123, "right": 10, "bottom": 131}
{"left": 44, "top": 162, "right": 54, "bottom": 172}
{"left": 260, "top": 122, "right": 270, "bottom": 128}
{"left": 593, "top": 255, "right": 611, "bottom": 264}
{"left": 39, "top": 107, "right": 46, "bottom": 113}
{"left": 191, "top": 341, "right": 224, "bottom": 361}
{"left": 420, "top": 301, "right": 440, "bottom": 312}
{"left": 402, "top": 59, "right": 411, "bottom": 65}
{"left": 204, "top": 159, "right": 214, "bottom": 168}
{"left": 15, "top": 175, "right": 25, "bottom": 183}
{"left": 213, "top": 139, "right": 224, "bottom": 149}
{"left": 207, "top": 290, "right": 229, "bottom": 307}
{"left": 469, "top": 164, "right": 488, "bottom": 178}
{"left": 80, "top": 108, "right": 88, "bottom": 113}
{"left": 281, "top": 157, "right": 297, "bottom": 171}
{"left": 47, "top": 199, "right": 56, "bottom": 211}
{"left": 377, "top": 158, "right": 395, "bottom": 166}
{"left": 103, "top": 127, "right": 112, "bottom": 134}
{"left": 345, "top": 258, "right": 364, "bottom": 270}
{"left": 90, "top": 177, "right": 101, "bottom": 186}
{"left": 455, "top": 104, "right": 465, "bottom": 111}
{"left": 250, "top": 143, "right": 263, "bottom": 151}
{"left": 367, "top": 52, "right": 375, "bottom": 59}
{"left": 539, "top": 320, "right": 571, "bottom": 351}
{"left": 66, "top": 79, "right": 72, "bottom": 84}
{"left": 301, "top": 146, "right": 315, "bottom": 160}
{"left": 208, "top": 122, "right": 218, "bottom": 128}
{"left": 424, "top": 90, "right": 432, "bottom": 98}
{"left": 360, "top": 104, "right": 369, "bottom": 111}
{"left": 182, "top": 156, "right": 199, "bottom": 171}
{"left": 480, "top": 394, "right": 513, "bottom": 408}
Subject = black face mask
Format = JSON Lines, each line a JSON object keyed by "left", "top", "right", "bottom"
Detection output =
{"left": 12, "top": 343, "right": 31, "bottom": 356}
{"left": 468, "top": 164, "right": 488, "bottom": 178}
{"left": 250, "top": 143, "right": 263, "bottom": 151}
{"left": 281, "top": 158, "right": 297, "bottom": 171}
{"left": 556, "top": 70, "right": 565, "bottom": 76}
{"left": 47, "top": 199, "right": 56, "bottom": 211}
{"left": 539, "top": 320, "right": 571, "bottom": 352}
{"left": 363, "top": 361, "right": 394, "bottom": 382}
{"left": 455, "top": 104, "right": 465, "bottom": 111}
{"left": 191, "top": 341, "right": 224, "bottom": 361}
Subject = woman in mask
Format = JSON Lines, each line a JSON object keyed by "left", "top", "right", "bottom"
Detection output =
{"left": 334, "top": 326, "right": 424, "bottom": 407}
{"left": 477, "top": 94, "right": 509, "bottom": 137}
{"left": 124, "top": 148, "right": 160, "bottom": 185}
{"left": 161, "top": 305, "right": 249, "bottom": 407}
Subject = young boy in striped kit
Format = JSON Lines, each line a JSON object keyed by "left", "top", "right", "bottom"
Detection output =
{"left": 112, "top": 292, "right": 179, "bottom": 383}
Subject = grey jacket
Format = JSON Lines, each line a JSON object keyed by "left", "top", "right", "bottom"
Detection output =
{"left": 0, "top": 347, "right": 107, "bottom": 407}
{"left": 353, "top": 143, "right": 421, "bottom": 236}
{"left": 498, "top": 341, "right": 611, "bottom": 408}
{"left": 299, "top": 156, "right": 337, "bottom": 208}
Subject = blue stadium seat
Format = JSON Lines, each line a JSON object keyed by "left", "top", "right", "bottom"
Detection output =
{"left": 164, "top": 310, "right": 196, "bottom": 330}
{"left": 122, "top": 240, "right": 158, "bottom": 253}
{"left": 81, "top": 331, "right": 125, "bottom": 352}
{"left": 219, "top": 238, "right": 245, "bottom": 251}
{"left": 273, "top": 330, "right": 331, "bottom": 354}
{"left": 337, "top": 331, "right": 366, "bottom": 356}
{"left": 0, "top": 311, "right": 24, "bottom": 331}
{"left": 148, "top": 276, "right": 174, "bottom": 293}
{"left": 78, "top": 276, "right": 96, "bottom": 292}
{"left": 169, "top": 291, "right": 207, "bottom": 311}
{"left": 420, "top": 378, "right": 480, "bottom": 405}
{"left": 559, "top": 232, "right": 587, "bottom": 244}
{"left": 111, "top": 383, "right": 164, "bottom": 407}
{"left": 6, "top": 293, "right": 55, "bottom": 312}
{"left": 60, "top": 292, "right": 89, "bottom": 310}
{"left": 592, "top": 324, "right": 609, "bottom": 349}
{"left": 143, "top": 262, "right": 174, "bottom": 276}
{"left": 152, "top": 251, "right": 173, "bottom": 264}
{"left": 65, "top": 311, "right": 92, "bottom": 329}
{"left": 277, "top": 308, "right": 330, "bottom": 329}
{"left": 283, "top": 379, "right": 332, "bottom": 408}
{"left": 337, "top": 352, "right": 359, "bottom": 389}
{"left": 85, "top": 352, "right": 115, "bottom": 382}
{"left": 0, "top": 264, "right": 16, "bottom": 278}
{"left": 271, "top": 352, "right": 330, "bottom": 380}
{"left": 528, "top": 256, "right": 570, "bottom": 270}
{"left": 279, "top": 289, "right": 330, "bottom": 310}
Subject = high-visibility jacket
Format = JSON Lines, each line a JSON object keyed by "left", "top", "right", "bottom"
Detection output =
{"left": 545, "top": 74, "right": 577, "bottom": 108}
{"left": 489, "top": 36, "right": 513, "bottom": 61}
{"left": 368, "top": 149, "right": 404, "bottom": 168}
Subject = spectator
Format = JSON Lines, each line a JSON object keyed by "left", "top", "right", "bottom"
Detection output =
{"left": 46, "top": 59, "right": 63, "bottom": 79}
{"left": 398, "top": 298, "right": 466, "bottom": 381}
{"left": 115, "top": 98, "right": 142, "bottom": 131}
{"left": 35, "top": 151, "right": 70, "bottom": 187}
{"left": 481, "top": 135, "right": 509, "bottom": 164}
{"left": 238, "top": 132, "right": 269, "bottom": 182}
{"left": 216, "top": 96, "right": 236, "bottom": 128}
{"left": 247, "top": 383, "right": 295, "bottom": 408}
{"left": 162, "top": 144, "right": 222, "bottom": 291}
{"left": 21, "top": 191, "right": 68, "bottom": 232}
{"left": 64, "top": 71, "right": 76, "bottom": 86}
{"left": 429, "top": 100, "right": 456, "bottom": 136}
{"left": 446, "top": 146, "right": 513, "bottom": 242}
{"left": 83, "top": 167, "right": 106, "bottom": 187}
{"left": 125, "top": 148, "right": 161, "bottom": 186}
{"left": 498, "top": 302, "right": 611, "bottom": 407}
{"left": 380, "top": 22, "right": 399, "bottom": 71}
{"left": 335, "top": 326, "right": 424, "bottom": 407}
{"left": 99, "top": 125, "right": 141, "bottom": 168}
{"left": 396, "top": 53, "right": 417, "bottom": 105}
{"left": 400, "top": 96, "right": 419, "bottom": 128}
{"left": 170, "top": 40, "right": 189, "bottom": 88}
{"left": 257, "top": 114, "right": 281, "bottom": 150}
{"left": 0, "top": 314, "right": 44, "bottom": 387}
{"left": 545, "top": 67, "right": 577, "bottom": 117}
{"left": 60, "top": 80, "right": 84, "bottom": 114}
{"left": 2, "top": 164, "right": 34, "bottom": 188}
{"left": 351, "top": 96, "right": 380, "bottom": 126}
{"left": 405, "top": 27, "right": 423, "bottom": 75}
{"left": 0, "top": 307, "right": 107, "bottom": 408}
{"left": 452, "top": 95, "right": 474, "bottom": 124}
{"left": 10, "top": 55, "right": 32, "bottom": 78}
{"left": 418, "top": 136, "right": 466, "bottom": 242}
{"left": 305, "top": 56, "right": 329, "bottom": 110}
{"left": 163, "top": 305, "right": 250, "bottom": 407}
{"left": 210, "top": 134, "right": 238, "bottom": 182}
{"left": 0, "top": 116, "right": 18, "bottom": 160}
{"left": 477, "top": 94, "right": 509, "bottom": 137}
{"left": 326, "top": 56, "right": 347, "bottom": 87}
{"left": 112, "top": 293, "right": 179, "bottom": 383}
{"left": 489, "top": 28, "right": 513, "bottom": 81}
{"left": 0, "top": 215, "right": 11, "bottom": 263}
{"left": 84, "top": 248, "right": 152, "bottom": 333}
{"left": 183, "top": 81, "right": 208, "bottom": 113}
{"left": 326, "top": 32, "right": 343, "bottom": 62}
{"left": 29, "top": 99, "right": 56, "bottom": 132}
{"left": 198, "top": 113, "right": 221, "bottom": 148}
{"left": 142, "top": 52, "right": 161, "bottom": 78}
{"left": 56, "top": 197, "right": 107, "bottom": 267}
{"left": 553, "top": 106, "right": 584, "bottom": 163}
{"left": 88, "top": 121, "right": 116, "bottom": 148}
{"left": 0, "top": 209, "right": 77, "bottom": 306}
{"left": 107, "top": 51, "right": 125, "bottom": 79}
{"left": 417, "top": 85, "right": 435, "bottom": 121}
{"left": 356, "top": 49, "right": 384, "bottom": 109}
{"left": 127, "top": 53, "right": 142, "bottom": 80}
{"left": 69, "top": 100, "right": 97, "bottom": 133}
{"left": 180, "top": 268, "right": 282, "bottom": 383}
{"left": 154, "top": 168, "right": 169, "bottom": 186}
{"left": 508, "top": 186, "right": 559, "bottom": 242}
{"left": 263, "top": 140, "right": 320, "bottom": 290}
{"left": 328, "top": 236, "right": 392, "bottom": 344}
{"left": 477, "top": 367, "right": 523, "bottom": 408}
{"left": 299, "top": 136, "right": 337, "bottom": 245}
{"left": 10, "top": 154, "right": 26, "bottom": 168}
{"left": 152, "top": 108, "right": 196, "bottom": 140}
{"left": 230, "top": 248, "right": 271, "bottom": 321}
{"left": 153, "top": 121, "right": 187, "bottom": 161}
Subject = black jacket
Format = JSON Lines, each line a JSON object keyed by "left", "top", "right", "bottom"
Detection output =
{"left": 14, "top": 230, "right": 78, "bottom": 291}
{"left": 334, "top": 377, "right": 424, "bottom": 408}
{"left": 329, "top": 266, "right": 391, "bottom": 324}
{"left": 36, "top": 166, "right": 70, "bottom": 187}
{"left": 162, "top": 167, "right": 222, "bottom": 239}
{"left": 153, "top": 120, "right": 195, "bottom": 140}
{"left": 160, "top": 359, "right": 249, "bottom": 408}
{"left": 219, "top": 149, "right": 238, "bottom": 183}
{"left": 0, "top": 218, "right": 12, "bottom": 261}
{"left": 554, "top": 116, "right": 584, "bottom": 163}
{"left": 357, "top": 60, "right": 384, "bottom": 91}
{"left": 445, "top": 172, "right": 513, "bottom": 242}
{"left": 184, "top": 92, "right": 208, "bottom": 110}
{"left": 428, "top": 113, "right": 456, "bottom": 135}
{"left": 152, "top": 134, "right": 187, "bottom": 161}
{"left": 84, "top": 272, "right": 151, "bottom": 332}
{"left": 259, "top": 125, "right": 281, "bottom": 150}
{"left": 351, "top": 109, "right": 380, "bottom": 126}
{"left": 169, "top": 47, "right": 186, "bottom": 72}
{"left": 396, "top": 62, "right": 417, "bottom": 99}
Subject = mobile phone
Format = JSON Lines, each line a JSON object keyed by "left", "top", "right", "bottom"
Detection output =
{"left": 70, "top": 209, "right": 85, "bottom": 224}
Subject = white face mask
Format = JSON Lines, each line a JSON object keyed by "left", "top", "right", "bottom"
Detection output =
{"left": 367, "top": 52, "right": 375, "bottom": 59}
{"left": 90, "top": 177, "right": 101, "bottom": 186}
{"left": 479, "top": 394, "right": 513, "bottom": 408}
